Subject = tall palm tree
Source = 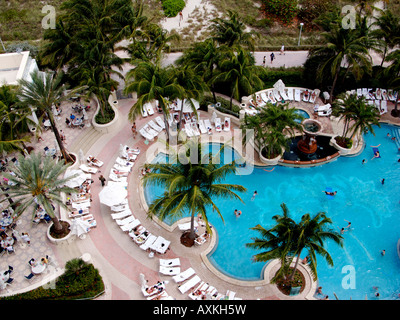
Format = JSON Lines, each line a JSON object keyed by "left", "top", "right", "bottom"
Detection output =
{"left": 0, "top": 153, "right": 78, "bottom": 233}
{"left": 384, "top": 49, "right": 400, "bottom": 117}
{"left": 124, "top": 61, "right": 183, "bottom": 142}
{"left": 213, "top": 48, "right": 263, "bottom": 109}
{"left": 246, "top": 203, "right": 343, "bottom": 282}
{"left": 209, "top": 10, "right": 259, "bottom": 51}
{"left": 17, "top": 70, "right": 86, "bottom": 162}
{"left": 310, "top": 15, "right": 373, "bottom": 101}
{"left": 332, "top": 93, "right": 380, "bottom": 141}
{"left": 143, "top": 139, "right": 247, "bottom": 246}
{"left": 177, "top": 39, "right": 225, "bottom": 103}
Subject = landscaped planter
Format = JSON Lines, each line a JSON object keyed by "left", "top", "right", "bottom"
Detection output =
{"left": 91, "top": 94, "right": 120, "bottom": 134}
{"left": 259, "top": 148, "right": 282, "bottom": 165}
{"left": 329, "top": 136, "right": 352, "bottom": 155}
{"left": 47, "top": 220, "right": 74, "bottom": 245}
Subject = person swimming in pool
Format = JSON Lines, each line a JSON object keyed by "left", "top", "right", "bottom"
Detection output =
{"left": 251, "top": 191, "right": 258, "bottom": 201}
{"left": 324, "top": 190, "right": 337, "bottom": 196}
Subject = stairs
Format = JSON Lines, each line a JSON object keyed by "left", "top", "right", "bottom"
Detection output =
{"left": 390, "top": 127, "right": 400, "bottom": 150}
{"left": 68, "top": 127, "right": 104, "bottom": 155}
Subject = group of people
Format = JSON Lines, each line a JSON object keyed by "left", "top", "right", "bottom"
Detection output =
{"left": 262, "top": 45, "right": 285, "bottom": 67}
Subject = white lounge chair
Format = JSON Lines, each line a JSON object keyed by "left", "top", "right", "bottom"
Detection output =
{"left": 215, "top": 118, "right": 222, "bottom": 132}
{"left": 255, "top": 95, "right": 266, "bottom": 107}
{"left": 268, "top": 91, "right": 276, "bottom": 103}
{"left": 302, "top": 90, "right": 311, "bottom": 102}
{"left": 155, "top": 116, "right": 165, "bottom": 129}
{"left": 143, "top": 124, "right": 158, "bottom": 138}
{"left": 139, "top": 234, "right": 157, "bottom": 250}
{"left": 185, "top": 123, "right": 194, "bottom": 137}
{"left": 273, "top": 89, "right": 282, "bottom": 102}
{"left": 149, "top": 120, "right": 162, "bottom": 133}
{"left": 141, "top": 281, "right": 166, "bottom": 297}
{"left": 160, "top": 258, "right": 181, "bottom": 267}
{"left": 191, "top": 122, "right": 200, "bottom": 136}
{"left": 87, "top": 156, "right": 103, "bottom": 167}
{"left": 188, "top": 281, "right": 209, "bottom": 300}
{"left": 172, "top": 267, "right": 196, "bottom": 283}
{"left": 141, "top": 105, "right": 148, "bottom": 117}
{"left": 357, "top": 88, "right": 362, "bottom": 97}
{"left": 115, "top": 157, "right": 134, "bottom": 167}
{"left": 368, "top": 89, "right": 375, "bottom": 100}
{"left": 381, "top": 89, "right": 388, "bottom": 101}
{"left": 204, "top": 119, "right": 213, "bottom": 134}
{"left": 159, "top": 266, "right": 181, "bottom": 276}
{"left": 380, "top": 100, "right": 387, "bottom": 115}
{"left": 131, "top": 230, "right": 150, "bottom": 245}
{"left": 149, "top": 236, "right": 171, "bottom": 254}
{"left": 226, "top": 290, "right": 236, "bottom": 300}
{"left": 178, "top": 275, "right": 201, "bottom": 294}
{"left": 294, "top": 89, "right": 301, "bottom": 102}
{"left": 287, "top": 88, "right": 294, "bottom": 101}
{"left": 388, "top": 90, "right": 396, "bottom": 101}
{"left": 111, "top": 210, "right": 132, "bottom": 220}
{"left": 309, "top": 89, "right": 320, "bottom": 103}
{"left": 261, "top": 92, "right": 269, "bottom": 103}
{"left": 113, "top": 164, "right": 131, "bottom": 173}
{"left": 223, "top": 117, "right": 230, "bottom": 131}
{"left": 139, "top": 128, "right": 153, "bottom": 141}
{"left": 120, "top": 219, "right": 141, "bottom": 232}
{"left": 375, "top": 88, "right": 382, "bottom": 100}
{"left": 115, "top": 215, "right": 135, "bottom": 226}
{"left": 109, "top": 173, "right": 127, "bottom": 183}
{"left": 144, "top": 102, "right": 154, "bottom": 115}
{"left": 79, "top": 164, "right": 98, "bottom": 174}
{"left": 318, "top": 108, "right": 332, "bottom": 117}
{"left": 362, "top": 88, "right": 368, "bottom": 98}
{"left": 280, "top": 89, "right": 289, "bottom": 101}
{"left": 198, "top": 119, "right": 207, "bottom": 134}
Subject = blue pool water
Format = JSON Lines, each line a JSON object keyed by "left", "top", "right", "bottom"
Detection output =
{"left": 294, "top": 109, "right": 310, "bottom": 123}
{"left": 144, "top": 124, "right": 400, "bottom": 300}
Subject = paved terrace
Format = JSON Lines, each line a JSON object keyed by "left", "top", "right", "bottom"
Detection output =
{"left": 1, "top": 92, "right": 399, "bottom": 300}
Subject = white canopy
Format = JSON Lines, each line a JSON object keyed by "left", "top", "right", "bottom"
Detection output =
{"left": 273, "top": 79, "right": 286, "bottom": 92}
{"left": 98, "top": 184, "right": 127, "bottom": 207}
{"left": 69, "top": 218, "right": 91, "bottom": 237}
{"left": 64, "top": 169, "right": 90, "bottom": 188}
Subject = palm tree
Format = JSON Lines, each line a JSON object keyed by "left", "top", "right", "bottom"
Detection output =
{"left": 142, "top": 139, "right": 247, "bottom": 246}
{"left": 177, "top": 38, "right": 225, "bottom": 103}
{"left": 0, "top": 153, "right": 78, "bottom": 234}
{"left": 213, "top": 48, "right": 263, "bottom": 109}
{"left": 209, "top": 10, "right": 259, "bottom": 51}
{"left": 371, "top": 8, "right": 400, "bottom": 67}
{"left": 310, "top": 15, "right": 373, "bottom": 102}
{"left": 384, "top": 49, "right": 400, "bottom": 117}
{"left": 65, "top": 258, "right": 89, "bottom": 281}
{"left": 241, "top": 103, "right": 303, "bottom": 158}
{"left": 17, "top": 70, "right": 85, "bottom": 163}
{"left": 246, "top": 203, "right": 343, "bottom": 283}
{"left": 124, "top": 61, "right": 183, "bottom": 142}
{"left": 332, "top": 93, "right": 380, "bottom": 144}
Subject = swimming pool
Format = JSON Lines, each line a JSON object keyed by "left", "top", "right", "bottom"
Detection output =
{"left": 144, "top": 124, "right": 400, "bottom": 300}
{"left": 294, "top": 109, "right": 310, "bottom": 123}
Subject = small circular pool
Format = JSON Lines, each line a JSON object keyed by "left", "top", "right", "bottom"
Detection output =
{"left": 294, "top": 109, "right": 310, "bottom": 123}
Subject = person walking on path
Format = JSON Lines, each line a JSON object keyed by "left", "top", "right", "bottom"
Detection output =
{"left": 262, "top": 56, "right": 266, "bottom": 67}
{"left": 280, "top": 44, "right": 285, "bottom": 55}
{"left": 270, "top": 52, "right": 275, "bottom": 64}
{"left": 99, "top": 175, "right": 106, "bottom": 187}
{"left": 131, "top": 122, "right": 137, "bottom": 138}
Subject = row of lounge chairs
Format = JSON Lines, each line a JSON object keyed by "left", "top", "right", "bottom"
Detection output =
{"left": 355, "top": 88, "right": 398, "bottom": 101}
{"left": 107, "top": 146, "right": 171, "bottom": 255}
{"left": 139, "top": 116, "right": 165, "bottom": 141}
{"left": 67, "top": 174, "right": 97, "bottom": 233}
{"left": 184, "top": 117, "right": 231, "bottom": 137}
{"left": 158, "top": 261, "right": 241, "bottom": 300}
{"left": 246, "top": 88, "right": 321, "bottom": 116}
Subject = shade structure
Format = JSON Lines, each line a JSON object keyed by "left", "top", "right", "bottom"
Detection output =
{"left": 273, "top": 79, "right": 285, "bottom": 92}
{"left": 98, "top": 184, "right": 127, "bottom": 207}
{"left": 175, "top": 99, "right": 200, "bottom": 113}
{"left": 69, "top": 218, "right": 91, "bottom": 237}
{"left": 64, "top": 169, "right": 89, "bottom": 188}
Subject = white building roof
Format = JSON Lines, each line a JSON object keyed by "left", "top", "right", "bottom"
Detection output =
{"left": 0, "top": 51, "right": 38, "bottom": 86}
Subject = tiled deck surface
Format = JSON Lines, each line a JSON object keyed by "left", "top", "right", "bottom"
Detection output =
{"left": 1, "top": 94, "right": 399, "bottom": 300}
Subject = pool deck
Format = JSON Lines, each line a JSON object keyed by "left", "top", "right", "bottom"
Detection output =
{"left": 1, "top": 93, "right": 400, "bottom": 301}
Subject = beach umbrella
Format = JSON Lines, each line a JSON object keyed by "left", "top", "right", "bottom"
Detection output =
{"left": 64, "top": 169, "right": 88, "bottom": 188}
{"left": 69, "top": 218, "right": 91, "bottom": 238}
{"left": 98, "top": 184, "right": 127, "bottom": 207}
{"left": 273, "top": 79, "right": 285, "bottom": 92}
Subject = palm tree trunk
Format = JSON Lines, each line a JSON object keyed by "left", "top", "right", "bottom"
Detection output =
{"left": 289, "top": 250, "right": 303, "bottom": 281}
{"left": 329, "top": 67, "right": 340, "bottom": 104}
{"left": 47, "top": 112, "right": 73, "bottom": 163}
{"left": 51, "top": 216, "right": 64, "bottom": 233}
{"left": 189, "top": 211, "right": 196, "bottom": 241}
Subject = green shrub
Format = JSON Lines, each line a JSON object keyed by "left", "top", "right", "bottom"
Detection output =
{"left": 95, "top": 106, "right": 115, "bottom": 124}
{"left": 161, "top": 0, "right": 185, "bottom": 17}
{"left": 260, "top": 0, "right": 298, "bottom": 25}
